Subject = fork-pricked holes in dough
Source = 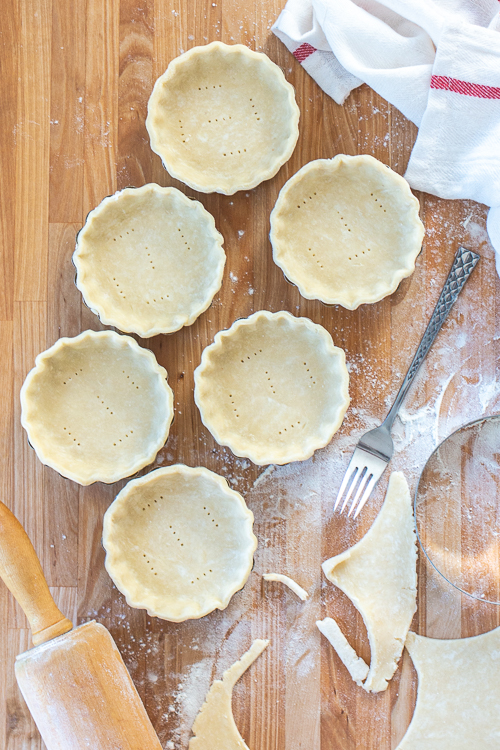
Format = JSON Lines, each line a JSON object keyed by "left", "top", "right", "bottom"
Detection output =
{"left": 294, "top": 181, "right": 382, "bottom": 237}
{"left": 298, "top": 188, "right": 371, "bottom": 266}
{"left": 102, "top": 465, "right": 257, "bottom": 621}
{"left": 61, "top": 367, "right": 141, "bottom": 450}
{"left": 118, "top": 493, "right": 227, "bottom": 595}
{"left": 371, "top": 193, "right": 387, "bottom": 213}
{"left": 180, "top": 98, "right": 238, "bottom": 149}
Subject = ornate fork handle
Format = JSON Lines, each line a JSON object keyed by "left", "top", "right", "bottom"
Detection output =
{"left": 383, "top": 246, "right": 480, "bottom": 431}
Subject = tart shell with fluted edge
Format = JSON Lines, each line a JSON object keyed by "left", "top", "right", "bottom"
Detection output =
{"left": 20, "top": 330, "right": 174, "bottom": 485}
{"left": 102, "top": 465, "right": 257, "bottom": 622}
{"left": 73, "top": 184, "right": 225, "bottom": 338}
{"left": 270, "top": 154, "right": 424, "bottom": 309}
{"left": 194, "top": 310, "right": 350, "bottom": 465}
{"left": 146, "top": 42, "right": 300, "bottom": 195}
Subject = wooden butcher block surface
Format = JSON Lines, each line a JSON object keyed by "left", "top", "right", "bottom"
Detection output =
{"left": 0, "top": 0, "right": 498, "bottom": 748}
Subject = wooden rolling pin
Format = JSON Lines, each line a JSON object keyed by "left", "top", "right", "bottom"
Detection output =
{"left": 0, "top": 500, "right": 163, "bottom": 749}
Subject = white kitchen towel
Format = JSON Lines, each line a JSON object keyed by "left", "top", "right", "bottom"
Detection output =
{"left": 273, "top": 0, "right": 500, "bottom": 264}
{"left": 405, "top": 23, "right": 500, "bottom": 208}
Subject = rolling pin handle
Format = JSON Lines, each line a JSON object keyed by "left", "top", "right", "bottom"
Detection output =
{"left": 0, "top": 501, "right": 73, "bottom": 646}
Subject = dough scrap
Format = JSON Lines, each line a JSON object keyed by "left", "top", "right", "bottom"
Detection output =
{"left": 103, "top": 465, "right": 257, "bottom": 622}
{"left": 194, "top": 310, "right": 350, "bottom": 465}
{"left": 189, "top": 639, "right": 269, "bottom": 750}
{"left": 74, "top": 184, "right": 225, "bottom": 337}
{"left": 263, "top": 573, "right": 308, "bottom": 600}
{"left": 270, "top": 154, "right": 424, "bottom": 309}
{"left": 322, "top": 471, "right": 417, "bottom": 692}
{"left": 317, "top": 617, "right": 369, "bottom": 686}
{"left": 146, "top": 42, "right": 299, "bottom": 195}
{"left": 397, "top": 628, "right": 500, "bottom": 749}
{"left": 20, "top": 330, "right": 174, "bottom": 486}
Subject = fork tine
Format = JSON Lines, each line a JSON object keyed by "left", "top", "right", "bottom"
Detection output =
{"left": 352, "top": 473, "right": 379, "bottom": 519}
{"left": 347, "top": 469, "right": 372, "bottom": 517}
{"left": 333, "top": 462, "right": 358, "bottom": 512}
{"left": 339, "top": 465, "right": 363, "bottom": 514}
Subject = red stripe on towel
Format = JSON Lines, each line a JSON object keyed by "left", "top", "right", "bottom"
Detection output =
{"left": 431, "top": 75, "right": 500, "bottom": 99}
{"left": 293, "top": 43, "right": 316, "bottom": 63}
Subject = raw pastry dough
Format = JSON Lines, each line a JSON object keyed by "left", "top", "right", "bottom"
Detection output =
{"left": 322, "top": 471, "right": 417, "bottom": 692}
{"left": 270, "top": 154, "right": 424, "bottom": 309}
{"left": 20, "top": 330, "right": 174, "bottom": 486}
{"left": 189, "top": 639, "right": 269, "bottom": 750}
{"left": 146, "top": 42, "right": 300, "bottom": 195}
{"left": 74, "top": 184, "right": 225, "bottom": 337}
{"left": 263, "top": 573, "right": 308, "bottom": 600}
{"left": 194, "top": 310, "right": 350, "bottom": 466}
{"left": 102, "top": 465, "right": 257, "bottom": 622}
{"left": 316, "top": 617, "right": 369, "bottom": 686}
{"left": 397, "top": 628, "right": 500, "bottom": 749}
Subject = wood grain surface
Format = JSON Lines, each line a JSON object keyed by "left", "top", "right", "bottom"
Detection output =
{"left": 1, "top": 1, "right": 499, "bottom": 748}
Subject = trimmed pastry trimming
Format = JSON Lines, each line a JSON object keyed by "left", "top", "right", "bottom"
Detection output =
{"left": 146, "top": 42, "right": 300, "bottom": 195}
{"left": 270, "top": 154, "right": 424, "bottom": 309}
{"left": 322, "top": 471, "right": 417, "bottom": 693}
{"left": 317, "top": 618, "right": 369, "bottom": 686}
{"left": 73, "top": 184, "right": 225, "bottom": 337}
{"left": 396, "top": 628, "right": 500, "bottom": 749}
{"left": 189, "top": 639, "right": 269, "bottom": 750}
{"left": 194, "top": 310, "right": 350, "bottom": 465}
{"left": 263, "top": 573, "right": 308, "bottom": 601}
{"left": 103, "top": 465, "right": 257, "bottom": 622}
{"left": 20, "top": 330, "right": 174, "bottom": 485}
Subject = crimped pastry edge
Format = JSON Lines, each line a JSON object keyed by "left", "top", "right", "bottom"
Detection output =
{"left": 102, "top": 464, "right": 258, "bottom": 622}
{"left": 194, "top": 310, "right": 350, "bottom": 465}
{"left": 146, "top": 42, "right": 300, "bottom": 195}
{"left": 20, "top": 329, "right": 174, "bottom": 485}
{"left": 73, "top": 184, "right": 225, "bottom": 337}
{"left": 270, "top": 154, "right": 425, "bottom": 309}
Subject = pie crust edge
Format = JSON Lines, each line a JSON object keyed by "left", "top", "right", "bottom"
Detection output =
{"left": 73, "top": 184, "right": 226, "bottom": 338}
{"left": 20, "top": 330, "right": 174, "bottom": 486}
{"left": 270, "top": 154, "right": 425, "bottom": 309}
{"left": 146, "top": 42, "right": 300, "bottom": 195}
{"left": 194, "top": 310, "right": 350, "bottom": 466}
{"left": 102, "top": 464, "right": 258, "bottom": 622}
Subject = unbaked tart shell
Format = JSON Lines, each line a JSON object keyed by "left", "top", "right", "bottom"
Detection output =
{"left": 146, "top": 42, "right": 300, "bottom": 195}
{"left": 73, "top": 184, "right": 225, "bottom": 338}
{"left": 194, "top": 310, "right": 350, "bottom": 465}
{"left": 102, "top": 465, "right": 257, "bottom": 622}
{"left": 20, "top": 330, "right": 174, "bottom": 485}
{"left": 270, "top": 154, "right": 424, "bottom": 309}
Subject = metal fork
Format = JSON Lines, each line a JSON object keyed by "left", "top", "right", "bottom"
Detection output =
{"left": 334, "top": 245, "right": 480, "bottom": 519}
